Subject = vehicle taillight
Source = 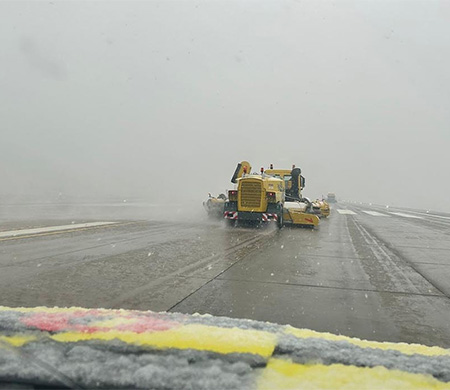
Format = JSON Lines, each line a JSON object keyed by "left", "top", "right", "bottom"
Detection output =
{"left": 266, "top": 191, "right": 276, "bottom": 203}
{"left": 228, "top": 190, "right": 238, "bottom": 201}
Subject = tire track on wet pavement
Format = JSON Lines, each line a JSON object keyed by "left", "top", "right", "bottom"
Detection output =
{"left": 108, "top": 228, "right": 277, "bottom": 308}
{"left": 349, "top": 217, "right": 448, "bottom": 298}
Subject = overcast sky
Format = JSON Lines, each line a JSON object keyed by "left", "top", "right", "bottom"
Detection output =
{"left": 1, "top": 0, "right": 449, "bottom": 209}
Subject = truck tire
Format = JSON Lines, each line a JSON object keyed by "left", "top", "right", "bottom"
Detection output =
{"left": 278, "top": 205, "right": 283, "bottom": 228}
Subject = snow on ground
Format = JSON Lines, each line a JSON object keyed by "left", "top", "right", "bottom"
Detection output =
{"left": 0, "top": 306, "right": 449, "bottom": 389}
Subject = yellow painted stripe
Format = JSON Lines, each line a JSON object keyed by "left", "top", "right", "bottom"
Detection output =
{"left": 1, "top": 306, "right": 448, "bottom": 359}
{"left": 0, "top": 335, "right": 36, "bottom": 347}
{"left": 258, "top": 358, "right": 450, "bottom": 390}
{"left": 286, "top": 326, "right": 450, "bottom": 357}
{"left": 51, "top": 324, "right": 277, "bottom": 357}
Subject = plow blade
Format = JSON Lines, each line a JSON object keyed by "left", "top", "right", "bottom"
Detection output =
{"left": 283, "top": 205, "right": 320, "bottom": 227}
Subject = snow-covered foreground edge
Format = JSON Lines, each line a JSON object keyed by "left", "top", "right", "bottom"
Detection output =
{"left": 0, "top": 306, "right": 449, "bottom": 389}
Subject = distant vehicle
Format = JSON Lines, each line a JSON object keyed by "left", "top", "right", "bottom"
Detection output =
{"left": 203, "top": 193, "right": 227, "bottom": 218}
{"left": 311, "top": 199, "right": 331, "bottom": 217}
{"left": 327, "top": 192, "right": 337, "bottom": 203}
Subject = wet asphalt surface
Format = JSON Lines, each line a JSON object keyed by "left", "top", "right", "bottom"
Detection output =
{"left": 1, "top": 202, "right": 449, "bottom": 348}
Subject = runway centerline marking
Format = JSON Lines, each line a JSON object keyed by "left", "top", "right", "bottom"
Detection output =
{"left": 389, "top": 212, "right": 423, "bottom": 219}
{"left": 362, "top": 211, "right": 390, "bottom": 217}
{"left": 0, "top": 222, "right": 116, "bottom": 239}
{"left": 336, "top": 209, "right": 357, "bottom": 215}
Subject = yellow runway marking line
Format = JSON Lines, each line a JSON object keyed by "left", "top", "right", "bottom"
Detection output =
{"left": 258, "top": 358, "right": 450, "bottom": 390}
{"left": 286, "top": 327, "right": 450, "bottom": 357}
{"left": 50, "top": 324, "right": 277, "bottom": 357}
{"left": 0, "top": 335, "right": 36, "bottom": 347}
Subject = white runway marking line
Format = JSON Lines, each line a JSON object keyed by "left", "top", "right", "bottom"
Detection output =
{"left": 396, "top": 211, "right": 450, "bottom": 220}
{"left": 336, "top": 209, "right": 357, "bottom": 215}
{"left": 389, "top": 212, "right": 423, "bottom": 219}
{"left": 362, "top": 211, "right": 390, "bottom": 217}
{"left": 0, "top": 222, "right": 116, "bottom": 239}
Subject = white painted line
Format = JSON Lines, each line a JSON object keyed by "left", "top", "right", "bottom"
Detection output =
{"left": 393, "top": 211, "right": 450, "bottom": 220}
{"left": 389, "top": 212, "right": 423, "bottom": 219}
{"left": 336, "top": 209, "right": 357, "bottom": 215}
{"left": 0, "top": 222, "right": 116, "bottom": 238}
{"left": 362, "top": 211, "right": 390, "bottom": 217}
{"left": 422, "top": 214, "right": 450, "bottom": 220}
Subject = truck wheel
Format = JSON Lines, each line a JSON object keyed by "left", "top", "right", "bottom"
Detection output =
{"left": 277, "top": 206, "right": 283, "bottom": 228}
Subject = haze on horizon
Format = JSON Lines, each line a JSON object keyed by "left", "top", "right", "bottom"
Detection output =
{"left": 1, "top": 0, "right": 449, "bottom": 211}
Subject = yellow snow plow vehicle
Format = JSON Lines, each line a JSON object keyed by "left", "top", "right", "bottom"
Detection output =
{"left": 203, "top": 193, "right": 227, "bottom": 218}
{"left": 223, "top": 162, "right": 319, "bottom": 228}
{"left": 224, "top": 161, "right": 284, "bottom": 227}
{"left": 265, "top": 164, "right": 319, "bottom": 227}
{"left": 311, "top": 199, "right": 331, "bottom": 218}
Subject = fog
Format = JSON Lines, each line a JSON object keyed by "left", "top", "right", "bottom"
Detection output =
{"left": 1, "top": 1, "right": 449, "bottom": 211}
